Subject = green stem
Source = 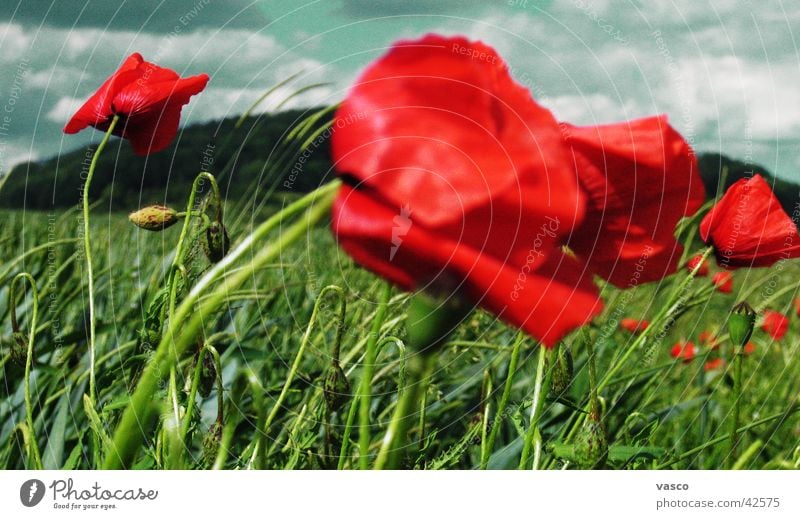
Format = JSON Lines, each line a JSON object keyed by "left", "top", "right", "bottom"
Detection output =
{"left": 83, "top": 114, "right": 119, "bottom": 409}
{"left": 374, "top": 351, "right": 436, "bottom": 469}
{"left": 519, "top": 345, "right": 551, "bottom": 469}
{"left": 729, "top": 344, "right": 744, "bottom": 467}
{"left": 11, "top": 273, "right": 42, "bottom": 469}
{"left": 481, "top": 332, "right": 524, "bottom": 469}
{"left": 104, "top": 180, "right": 339, "bottom": 468}
{"left": 359, "top": 282, "right": 392, "bottom": 469}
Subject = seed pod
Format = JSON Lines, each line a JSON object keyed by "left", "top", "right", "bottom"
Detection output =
{"left": 323, "top": 361, "right": 351, "bottom": 413}
{"left": 406, "top": 288, "right": 471, "bottom": 353}
{"left": 728, "top": 301, "right": 756, "bottom": 347}
{"left": 203, "top": 221, "right": 230, "bottom": 263}
{"left": 128, "top": 205, "right": 179, "bottom": 231}
{"left": 574, "top": 418, "right": 608, "bottom": 469}
{"left": 550, "top": 345, "right": 573, "bottom": 396}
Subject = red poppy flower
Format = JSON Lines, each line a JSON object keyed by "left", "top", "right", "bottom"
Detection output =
{"left": 331, "top": 35, "right": 700, "bottom": 346}
{"left": 743, "top": 341, "right": 756, "bottom": 355}
{"left": 331, "top": 34, "right": 598, "bottom": 347}
{"left": 712, "top": 271, "right": 733, "bottom": 293}
{"left": 761, "top": 310, "right": 789, "bottom": 340}
{"left": 64, "top": 53, "right": 209, "bottom": 155}
{"left": 563, "top": 116, "right": 705, "bottom": 286}
{"left": 698, "top": 330, "right": 719, "bottom": 350}
{"left": 670, "top": 341, "right": 696, "bottom": 363}
{"left": 704, "top": 358, "right": 725, "bottom": 372}
{"left": 686, "top": 254, "right": 709, "bottom": 276}
{"left": 620, "top": 318, "right": 649, "bottom": 334}
{"left": 700, "top": 175, "right": 800, "bottom": 268}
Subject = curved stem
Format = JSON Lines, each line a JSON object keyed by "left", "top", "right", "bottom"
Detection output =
{"left": 104, "top": 180, "right": 339, "bottom": 468}
{"left": 374, "top": 351, "right": 436, "bottom": 469}
{"left": 481, "top": 332, "right": 524, "bottom": 469}
{"left": 359, "top": 282, "right": 392, "bottom": 469}
{"left": 84, "top": 114, "right": 119, "bottom": 408}
{"left": 10, "top": 273, "right": 42, "bottom": 469}
{"left": 519, "top": 345, "right": 551, "bottom": 469}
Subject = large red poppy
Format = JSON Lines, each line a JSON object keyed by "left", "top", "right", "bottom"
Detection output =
{"left": 700, "top": 175, "right": 800, "bottom": 268}
{"left": 563, "top": 116, "right": 705, "bottom": 286}
{"left": 331, "top": 34, "right": 699, "bottom": 346}
{"left": 64, "top": 53, "right": 209, "bottom": 155}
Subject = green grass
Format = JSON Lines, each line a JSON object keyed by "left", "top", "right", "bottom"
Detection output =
{"left": 1, "top": 192, "right": 799, "bottom": 469}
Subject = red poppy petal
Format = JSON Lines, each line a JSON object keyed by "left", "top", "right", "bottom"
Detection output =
{"left": 113, "top": 72, "right": 208, "bottom": 116}
{"left": 333, "top": 34, "right": 583, "bottom": 232}
{"left": 332, "top": 185, "right": 601, "bottom": 346}
{"left": 565, "top": 115, "right": 705, "bottom": 286}
{"left": 63, "top": 53, "right": 143, "bottom": 134}
{"left": 700, "top": 175, "right": 800, "bottom": 268}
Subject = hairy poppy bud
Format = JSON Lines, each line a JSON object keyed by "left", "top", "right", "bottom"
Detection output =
{"left": 8, "top": 332, "right": 27, "bottom": 366}
{"left": 323, "top": 361, "right": 351, "bottom": 413}
{"left": 549, "top": 345, "right": 573, "bottom": 396}
{"left": 203, "top": 221, "right": 230, "bottom": 263}
{"left": 202, "top": 422, "right": 222, "bottom": 466}
{"left": 728, "top": 301, "right": 756, "bottom": 347}
{"left": 574, "top": 418, "right": 608, "bottom": 469}
{"left": 128, "top": 205, "right": 179, "bottom": 231}
{"left": 195, "top": 352, "right": 217, "bottom": 398}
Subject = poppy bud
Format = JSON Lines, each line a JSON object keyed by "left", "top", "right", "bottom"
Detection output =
{"left": 9, "top": 332, "right": 27, "bottom": 366}
{"left": 323, "top": 361, "right": 351, "bottom": 413}
{"left": 128, "top": 205, "right": 179, "bottom": 231}
{"left": 194, "top": 352, "right": 217, "bottom": 398}
{"left": 728, "top": 301, "right": 756, "bottom": 347}
{"left": 574, "top": 418, "right": 608, "bottom": 469}
{"left": 406, "top": 289, "right": 471, "bottom": 353}
{"left": 549, "top": 345, "right": 573, "bottom": 396}
{"left": 203, "top": 221, "right": 230, "bottom": 263}
{"left": 202, "top": 421, "right": 222, "bottom": 466}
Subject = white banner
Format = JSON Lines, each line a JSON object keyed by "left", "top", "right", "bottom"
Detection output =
{"left": 1, "top": 470, "right": 797, "bottom": 518}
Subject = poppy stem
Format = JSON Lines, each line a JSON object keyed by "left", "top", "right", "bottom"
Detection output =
{"left": 519, "top": 344, "right": 552, "bottom": 469}
{"left": 10, "top": 273, "right": 42, "bottom": 469}
{"left": 359, "top": 282, "right": 392, "bottom": 469}
{"left": 728, "top": 344, "right": 744, "bottom": 467}
{"left": 82, "top": 114, "right": 118, "bottom": 418}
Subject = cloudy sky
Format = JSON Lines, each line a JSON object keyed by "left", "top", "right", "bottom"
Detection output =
{"left": 1, "top": 0, "right": 799, "bottom": 179}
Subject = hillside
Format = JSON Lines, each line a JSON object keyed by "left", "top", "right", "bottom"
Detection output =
{"left": 1, "top": 111, "right": 798, "bottom": 218}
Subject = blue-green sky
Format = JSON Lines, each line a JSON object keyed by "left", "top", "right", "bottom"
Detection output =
{"left": 1, "top": 0, "right": 799, "bottom": 179}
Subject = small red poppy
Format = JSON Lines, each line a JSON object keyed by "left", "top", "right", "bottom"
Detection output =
{"left": 704, "top": 358, "right": 725, "bottom": 372}
{"left": 620, "top": 318, "right": 649, "bottom": 334}
{"left": 761, "top": 310, "right": 789, "bottom": 340}
{"left": 712, "top": 271, "right": 733, "bottom": 293}
{"left": 686, "top": 254, "right": 709, "bottom": 276}
{"left": 64, "top": 53, "right": 209, "bottom": 155}
{"left": 743, "top": 341, "right": 756, "bottom": 355}
{"left": 700, "top": 175, "right": 800, "bottom": 268}
{"left": 670, "top": 341, "right": 696, "bottom": 363}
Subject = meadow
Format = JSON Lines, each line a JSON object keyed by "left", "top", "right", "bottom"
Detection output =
{"left": 1, "top": 179, "right": 798, "bottom": 470}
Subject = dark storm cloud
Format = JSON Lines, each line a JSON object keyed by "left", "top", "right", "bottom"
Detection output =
{"left": 4, "top": 0, "right": 270, "bottom": 32}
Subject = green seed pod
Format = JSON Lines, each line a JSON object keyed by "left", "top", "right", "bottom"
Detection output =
{"left": 203, "top": 221, "right": 230, "bottom": 263}
{"left": 202, "top": 422, "right": 222, "bottom": 467}
{"left": 128, "top": 205, "right": 179, "bottom": 231}
{"left": 323, "top": 361, "right": 351, "bottom": 413}
{"left": 550, "top": 345, "right": 574, "bottom": 396}
{"left": 728, "top": 301, "right": 756, "bottom": 347}
{"left": 574, "top": 418, "right": 608, "bottom": 469}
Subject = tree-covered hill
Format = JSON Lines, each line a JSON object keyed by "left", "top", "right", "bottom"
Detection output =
{"left": 1, "top": 110, "right": 798, "bottom": 221}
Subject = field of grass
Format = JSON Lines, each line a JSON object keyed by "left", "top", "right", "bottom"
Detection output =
{"left": 1, "top": 178, "right": 799, "bottom": 470}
